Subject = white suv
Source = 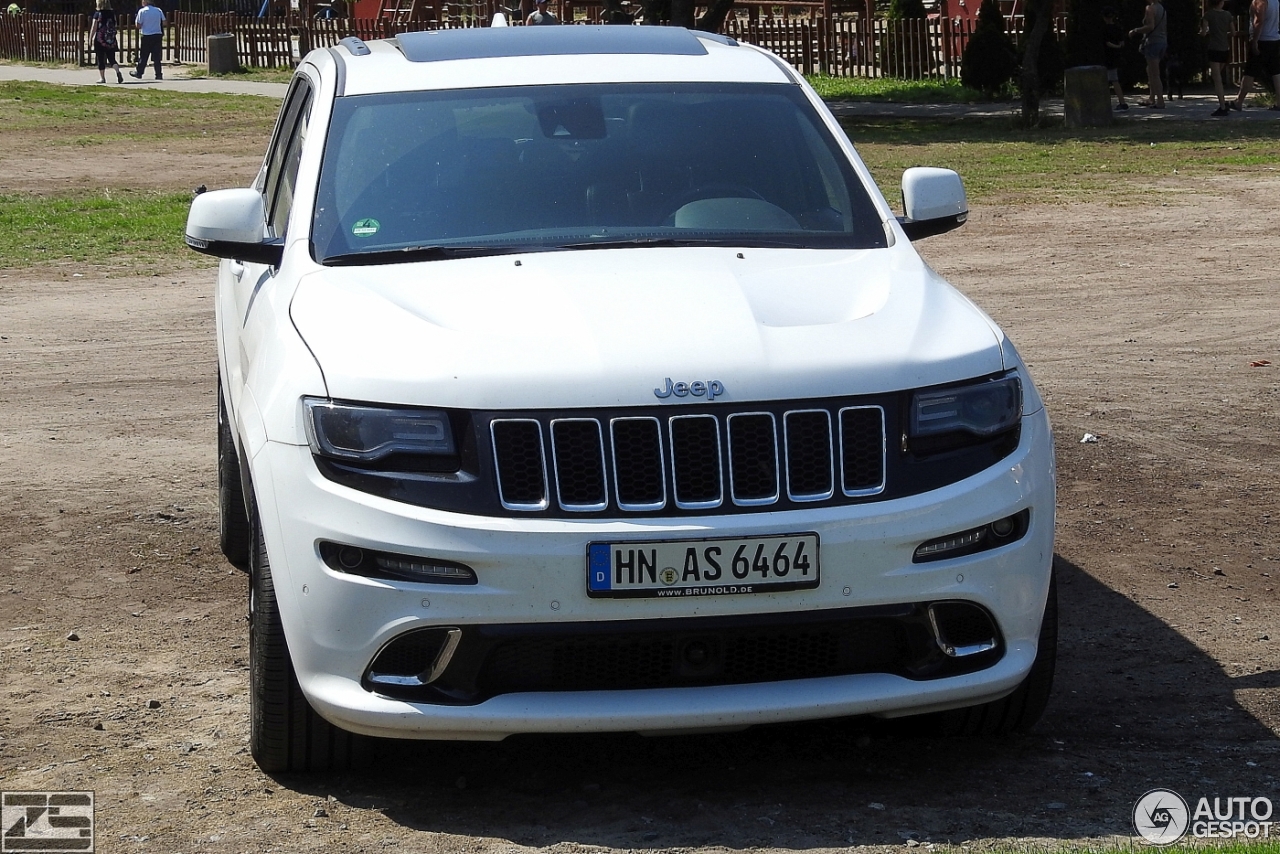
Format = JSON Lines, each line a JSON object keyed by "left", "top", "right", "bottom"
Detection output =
{"left": 187, "top": 24, "right": 1056, "bottom": 772}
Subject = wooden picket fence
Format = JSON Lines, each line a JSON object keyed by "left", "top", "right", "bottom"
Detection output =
{"left": 4, "top": 9, "right": 1246, "bottom": 82}
{"left": 0, "top": 13, "right": 85, "bottom": 62}
{"left": 0, "top": 10, "right": 1066, "bottom": 77}
{"left": 724, "top": 15, "right": 1068, "bottom": 78}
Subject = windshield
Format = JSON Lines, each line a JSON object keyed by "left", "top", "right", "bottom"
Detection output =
{"left": 311, "top": 82, "right": 888, "bottom": 264}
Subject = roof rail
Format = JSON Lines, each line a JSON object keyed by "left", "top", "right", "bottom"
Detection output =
{"left": 339, "top": 36, "right": 371, "bottom": 56}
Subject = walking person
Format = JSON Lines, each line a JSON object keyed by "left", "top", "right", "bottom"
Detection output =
{"left": 1129, "top": 0, "right": 1168, "bottom": 107}
{"left": 129, "top": 0, "right": 165, "bottom": 81}
{"left": 88, "top": 0, "right": 123, "bottom": 84}
{"left": 525, "top": 0, "right": 559, "bottom": 24}
{"left": 1203, "top": 0, "right": 1234, "bottom": 114}
{"left": 1103, "top": 7, "right": 1130, "bottom": 110}
{"left": 1232, "top": 0, "right": 1280, "bottom": 109}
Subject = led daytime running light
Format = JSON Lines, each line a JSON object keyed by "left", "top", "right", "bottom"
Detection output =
{"left": 916, "top": 529, "right": 985, "bottom": 557}
{"left": 374, "top": 556, "right": 475, "bottom": 581}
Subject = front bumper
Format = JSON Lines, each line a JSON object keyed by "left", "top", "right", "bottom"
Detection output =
{"left": 250, "top": 407, "right": 1055, "bottom": 740}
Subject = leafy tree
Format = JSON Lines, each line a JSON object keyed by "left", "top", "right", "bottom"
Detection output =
{"left": 887, "top": 0, "right": 926, "bottom": 17}
{"left": 696, "top": 0, "right": 733, "bottom": 30}
{"left": 961, "top": 0, "right": 1018, "bottom": 95}
{"left": 1065, "top": 0, "right": 1106, "bottom": 66}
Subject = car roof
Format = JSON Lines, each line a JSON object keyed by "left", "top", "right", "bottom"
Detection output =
{"left": 328, "top": 25, "right": 795, "bottom": 96}
{"left": 397, "top": 25, "right": 730, "bottom": 62}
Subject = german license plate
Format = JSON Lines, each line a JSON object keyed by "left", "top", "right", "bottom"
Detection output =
{"left": 586, "top": 533, "right": 819, "bottom": 599}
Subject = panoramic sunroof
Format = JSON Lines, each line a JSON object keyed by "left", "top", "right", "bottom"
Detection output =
{"left": 396, "top": 25, "right": 727, "bottom": 63}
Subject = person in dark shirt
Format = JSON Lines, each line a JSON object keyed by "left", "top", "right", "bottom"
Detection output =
{"left": 1103, "top": 7, "right": 1130, "bottom": 110}
{"left": 88, "top": 0, "right": 123, "bottom": 84}
{"left": 1203, "top": 0, "right": 1235, "bottom": 114}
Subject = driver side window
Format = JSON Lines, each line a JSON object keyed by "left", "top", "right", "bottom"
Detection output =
{"left": 262, "top": 78, "right": 314, "bottom": 239}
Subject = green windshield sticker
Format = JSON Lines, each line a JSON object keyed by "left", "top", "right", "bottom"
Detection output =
{"left": 351, "top": 218, "right": 381, "bottom": 238}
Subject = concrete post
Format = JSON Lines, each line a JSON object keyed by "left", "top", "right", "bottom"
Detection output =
{"left": 207, "top": 32, "right": 237, "bottom": 74}
{"left": 1064, "top": 65, "right": 1113, "bottom": 127}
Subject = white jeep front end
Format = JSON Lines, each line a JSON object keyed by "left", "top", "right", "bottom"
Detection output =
{"left": 187, "top": 25, "right": 1056, "bottom": 771}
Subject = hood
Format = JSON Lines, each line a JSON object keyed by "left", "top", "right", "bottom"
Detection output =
{"left": 289, "top": 247, "right": 1005, "bottom": 409}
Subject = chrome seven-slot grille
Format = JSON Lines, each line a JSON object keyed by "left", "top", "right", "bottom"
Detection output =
{"left": 490, "top": 405, "right": 885, "bottom": 514}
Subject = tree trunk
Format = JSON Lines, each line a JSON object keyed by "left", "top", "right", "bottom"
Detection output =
{"left": 697, "top": 0, "right": 735, "bottom": 31}
{"left": 1019, "top": 0, "right": 1052, "bottom": 126}
{"left": 640, "top": 0, "right": 670, "bottom": 23}
{"left": 670, "top": 0, "right": 694, "bottom": 27}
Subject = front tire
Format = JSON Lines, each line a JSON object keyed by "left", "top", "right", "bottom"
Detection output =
{"left": 248, "top": 506, "right": 371, "bottom": 772}
{"left": 217, "top": 383, "right": 250, "bottom": 570}
{"left": 929, "top": 569, "right": 1058, "bottom": 736}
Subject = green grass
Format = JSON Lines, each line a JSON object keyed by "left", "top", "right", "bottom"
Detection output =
{"left": 2, "top": 80, "right": 1279, "bottom": 271}
{"left": 0, "top": 189, "right": 192, "bottom": 268}
{"left": 807, "top": 74, "right": 990, "bottom": 103}
{"left": 845, "top": 116, "right": 1280, "bottom": 204}
{"left": 0, "top": 81, "right": 277, "bottom": 270}
{"left": 182, "top": 65, "right": 297, "bottom": 84}
{"left": 0, "top": 80, "right": 280, "bottom": 138}
{"left": 970, "top": 843, "right": 1280, "bottom": 854}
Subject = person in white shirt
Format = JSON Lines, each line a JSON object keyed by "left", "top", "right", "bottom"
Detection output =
{"left": 1233, "top": 0, "right": 1280, "bottom": 109}
{"left": 129, "top": 0, "right": 165, "bottom": 81}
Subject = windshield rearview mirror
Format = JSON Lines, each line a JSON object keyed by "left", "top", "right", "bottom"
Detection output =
{"left": 537, "top": 99, "right": 607, "bottom": 139}
{"left": 898, "top": 167, "right": 968, "bottom": 241}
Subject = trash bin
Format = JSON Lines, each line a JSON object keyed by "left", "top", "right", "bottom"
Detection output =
{"left": 207, "top": 33, "right": 237, "bottom": 75}
{"left": 1063, "top": 65, "right": 1112, "bottom": 128}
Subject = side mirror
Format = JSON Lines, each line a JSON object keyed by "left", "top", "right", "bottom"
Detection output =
{"left": 185, "top": 188, "right": 283, "bottom": 266}
{"left": 897, "top": 167, "right": 968, "bottom": 241}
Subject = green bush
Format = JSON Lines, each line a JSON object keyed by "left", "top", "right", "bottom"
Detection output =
{"left": 886, "top": 0, "right": 926, "bottom": 17}
{"left": 961, "top": 0, "right": 1018, "bottom": 95}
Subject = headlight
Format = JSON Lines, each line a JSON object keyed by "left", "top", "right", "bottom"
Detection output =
{"left": 910, "top": 376, "right": 1021, "bottom": 438}
{"left": 303, "top": 398, "right": 456, "bottom": 462}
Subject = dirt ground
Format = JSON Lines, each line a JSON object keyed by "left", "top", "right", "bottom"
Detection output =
{"left": 1, "top": 135, "right": 1278, "bottom": 854}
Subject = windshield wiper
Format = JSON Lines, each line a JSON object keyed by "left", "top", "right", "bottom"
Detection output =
{"left": 322, "top": 237, "right": 807, "bottom": 265}
{"left": 556, "top": 237, "right": 806, "bottom": 250}
{"left": 322, "top": 245, "right": 524, "bottom": 266}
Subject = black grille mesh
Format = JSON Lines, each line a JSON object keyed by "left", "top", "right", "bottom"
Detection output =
{"left": 670, "top": 416, "right": 722, "bottom": 505}
{"left": 490, "top": 404, "right": 886, "bottom": 514}
{"left": 369, "top": 630, "right": 450, "bottom": 677}
{"left": 551, "top": 419, "right": 606, "bottom": 507}
{"left": 931, "top": 602, "right": 998, "bottom": 648}
{"left": 612, "top": 418, "right": 664, "bottom": 507}
{"left": 785, "top": 411, "right": 833, "bottom": 498}
{"left": 476, "top": 618, "right": 911, "bottom": 694}
{"left": 841, "top": 407, "right": 885, "bottom": 493}
{"left": 491, "top": 420, "right": 546, "bottom": 507}
{"left": 728, "top": 414, "right": 778, "bottom": 502}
